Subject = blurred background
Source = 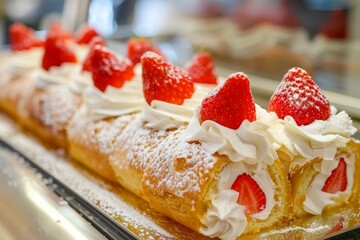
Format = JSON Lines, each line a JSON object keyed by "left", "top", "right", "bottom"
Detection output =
{"left": 0, "top": 0, "right": 360, "bottom": 117}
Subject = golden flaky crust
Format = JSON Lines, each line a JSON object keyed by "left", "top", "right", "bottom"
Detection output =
{"left": 27, "top": 85, "right": 82, "bottom": 149}
{"left": 67, "top": 106, "right": 135, "bottom": 183}
{"left": 109, "top": 115, "right": 173, "bottom": 199}
{"left": 291, "top": 140, "right": 360, "bottom": 219}
{"left": 141, "top": 127, "right": 291, "bottom": 236}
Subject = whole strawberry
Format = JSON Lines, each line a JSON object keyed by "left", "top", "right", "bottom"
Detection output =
{"left": 10, "top": 23, "right": 43, "bottom": 51}
{"left": 82, "top": 36, "right": 106, "bottom": 72}
{"left": 42, "top": 35, "right": 77, "bottom": 71}
{"left": 268, "top": 67, "right": 331, "bottom": 126}
{"left": 141, "top": 51, "right": 194, "bottom": 105}
{"left": 90, "top": 45, "right": 134, "bottom": 92}
{"left": 76, "top": 24, "right": 100, "bottom": 44}
{"left": 200, "top": 72, "right": 256, "bottom": 129}
{"left": 127, "top": 38, "right": 164, "bottom": 65}
{"left": 185, "top": 52, "right": 217, "bottom": 84}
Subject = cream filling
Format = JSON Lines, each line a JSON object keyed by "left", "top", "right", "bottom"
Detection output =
{"left": 34, "top": 63, "right": 81, "bottom": 89}
{"left": 303, "top": 154, "right": 355, "bottom": 215}
{"left": 186, "top": 105, "right": 278, "bottom": 171}
{"left": 140, "top": 85, "right": 212, "bottom": 130}
{"left": 83, "top": 75, "right": 144, "bottom": 120}
{"left": 7, "top": 48, "right": 43, "bottom": 77}
{"left": 201, "top": 162, "right": 276, "bottom": 240}
{"left": 270, "top": 106, "right": 357, "bottom": 173}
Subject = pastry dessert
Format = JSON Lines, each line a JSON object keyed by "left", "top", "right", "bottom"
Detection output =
{"left": 1, "top": 23, "right": 360, "bottom": 240}
{"left": 267, "top": 67, "right": 359, "bottom": 218}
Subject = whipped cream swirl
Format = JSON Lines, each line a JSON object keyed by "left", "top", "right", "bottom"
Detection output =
{"left": 83, "top": 76, "right": 144, "bottom": 120}
{"left": 34, "top": 63, "right": 81, "bottom": 89}
{"left": 202, "top": 162, "right": 277, "bottom": 239}
{"left": 141, "top": 85, "right": 212, "bottom": 130}
{"left": 303, "top": 153, "right": 355, "bottom": 215}
{"left": 201, "top": 190, "right": 247, "bottom": 240}
{"left": 272, "top": 106, "right": 357, "bottom": 172}
{"left": 186, "top": 105, "right": 278, "bottom": 171}
{"left": 7, "top": 48, "right": 43, "bottom": 76}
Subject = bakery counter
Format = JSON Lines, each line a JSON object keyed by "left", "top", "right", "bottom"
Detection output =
{"left": 0, "top": 143, "right": 108, "bottom": 240}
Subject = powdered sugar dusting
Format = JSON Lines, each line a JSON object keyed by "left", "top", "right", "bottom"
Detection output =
{"left": 37, "top": 85, "right": 81, "bottom": 133}
{"left": 143, "top": 127, "right": 217, "bottom": 200}
{"left": 0, "top": 114, "right": 175, "bottom": 239}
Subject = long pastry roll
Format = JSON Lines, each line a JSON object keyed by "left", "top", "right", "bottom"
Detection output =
{"left": 267, "top": 67, "right": 360, "bottom": 218}
{"left": 108, "top": 52, "right": 291, "bottom": 239}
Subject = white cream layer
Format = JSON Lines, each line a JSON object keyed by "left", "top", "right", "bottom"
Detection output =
{"left": 7, "top": 48, "right": 43, "bottom": 76}
{"left": 34, "top": 63, "right": 82, "bottom": 89}
{"left": 201, "top": 162, "right": 276, "bottom": 240}
{"left": 303, "top": 153, "right": 355, "bottom": 215}
{"left": 186, "top": 105, "right": 278, "bottom": 171}
{"left": 271, "top": 106, "right": 357, "bottom": 172}
{"left": 83, "top": 75, "right": 144, "bottom": 120}
{"left": 140, "top": 85, "right": 212, "bottom": 130}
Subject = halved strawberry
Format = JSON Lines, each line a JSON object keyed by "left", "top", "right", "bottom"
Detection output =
{"left": 200, "top": 72, "right": 256, "bottom": 129}
{"left": 185, "top": 52, "right": 217, "bottom": 84}
{"left": 268, "top": 67, "right": 331, "bottom": 126}
{"left": 127, "top": 38, "right": 164, "bottom": 65}
{"left": 82, "top": 36, "right": 106, "bottom": 72}
{"left": 47, "top": 22, "right": 73, "bottom": 40}
{"left": 9, "top": 23, "right": 43, "bottom": 51}
{"left": 42, "top": 35, "right": 77, "bottom": 71}
{"left": 76, "top": 24, "right": 100, "bottom": 44}
{"left": 90, "top": 45, "right": 134, "bottom": 92}
{"left": 322, "top": 157, "right": 347, "bottom": 194}
{"left": 141, "top": 51, "right": 194, "bottom": 105}
{"left": 231, "top": 173, "right": 266, "bottom": 215}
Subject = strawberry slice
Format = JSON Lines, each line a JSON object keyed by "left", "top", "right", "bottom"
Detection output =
{"left": 47, "top": 22, "right": 73, "bottom": 40}
{"left": 322, "top": 157, "right": 347, "bottom": 194}
{"left": 82, "top": 36, "right": 106, "bottom": 72}
{"left": 185, "top": 52, "right": 217, "bottom": 84}
{"left": 268, "top": 67, "right": 331, "bottom": 126}
{"left": 127, "top": 38, "right": 164, "bottom": 65}
{"left": 324, "top": 217, "right": 345, "bottom": 236}
{"left": 200, "top": 72, "right": 256, "bottom": 129}
{"left": 141, "top": 51, "right": 194, "bottom": 105}
{"left": 231, "top": 173, "right": 266, "bottom": 215}
{"left": 90, "top": 45, "right": 134, "bottom": 92}
{"left": 42, "top": 35, "right": 77, "bottom": 71}
{"left": 76, "top": 24, "right": 100, "bottom": 44}
{"left": 9, "top": 23, "right": 43, "bottom": 51}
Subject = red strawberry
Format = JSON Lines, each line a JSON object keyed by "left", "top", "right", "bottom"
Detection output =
{"left": 322, "top": 157, "right": 347, "bottom": 194}
{"left": 47, "top": 22, "right": 73, "bottom": 40}
{"left": 200, "top": 72, "right": 256, "bottom": 129}
{"left": 76, "top": 24, "right": 100, "bottom": 44}
{"left": 9, "top": 23, "right": 43, "bottom": 51}
{"left": 90, "top": 45, "right": 134, "bottom": 92}
{"left": 127, "top": 38, "right": 164, "bottom": 65}
{"left": 82, "top": 36, "right": 106, "bottom": 72}
{"left": 42, "top": 35, "right": 77, "bottom": 71}
{"left": 268, "top": 67, "right": 330, "bottom": 126}
{"left": 231, "top": 173, "right": 266, "bottom": 215}
{"left": 185, "top": 52, "right": 217, "bottom": 84}
{"left": 141, "top": 51, "right": 194, "bottom": 105}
